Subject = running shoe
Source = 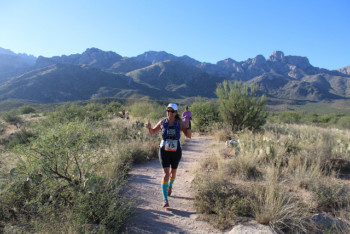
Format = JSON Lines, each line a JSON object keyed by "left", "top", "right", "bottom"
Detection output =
{"left": 167, "top": 187, "right": 172, "bottom": 196}
{"left": 163, "top": 199, "right": 169, "bottom": 208}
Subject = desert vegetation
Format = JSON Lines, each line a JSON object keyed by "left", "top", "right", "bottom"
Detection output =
{"left": 190, "top": 82, "right": 350, "bottom": 233}
{"left": 0, "top": 81, "right": 350, "bottom": 233}
{"left": 0, "top": 101, "right": 159, "bottom": 233}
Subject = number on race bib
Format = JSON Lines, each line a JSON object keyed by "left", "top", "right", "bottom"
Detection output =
{"left": 164, "top": 139, "right": 178, "bottom": 152}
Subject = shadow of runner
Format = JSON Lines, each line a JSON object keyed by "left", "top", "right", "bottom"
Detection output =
{"left": 166, "top": 208, "right": 196, "bottom": 218}
{"left": 171, "top": 195, "right": 194, "bottom": 201}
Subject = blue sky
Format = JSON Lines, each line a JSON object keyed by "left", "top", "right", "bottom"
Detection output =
{"left": 1, "top": 0, "right": 349, "bottom": 70}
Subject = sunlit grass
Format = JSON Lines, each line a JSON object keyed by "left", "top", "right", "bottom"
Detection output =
{"left": 194, "top": 123, "right": 350, "bottom": 233}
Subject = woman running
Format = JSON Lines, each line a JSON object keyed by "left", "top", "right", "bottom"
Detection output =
{"left": 145, "top": 103, "right": 191, "bottom": 207}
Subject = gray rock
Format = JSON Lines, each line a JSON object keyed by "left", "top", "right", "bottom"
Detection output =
{"left": 312, "top": 213, "right": 345, "bottom": 230}
{"left": 229, "top": 223, "right": 274, "bottom": 234}
{"left": 226, "top": 139, "right": 239, "bottom": 147}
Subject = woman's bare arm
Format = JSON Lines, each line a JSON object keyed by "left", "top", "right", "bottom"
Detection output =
{"left": 146, "top": 120, "right": 162, "bottom": 135}
{"left": 180, "top": 119, "right": 191, "bottom": 138}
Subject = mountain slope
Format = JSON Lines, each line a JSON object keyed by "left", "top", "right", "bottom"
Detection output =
{"left": 0, "top": 54, "right": 35, "bottom": 84}
{"left": 35, "top": 48, "right": 123, "bottom": 70}
{"left": 0, "top": 47, "right": 350, "bottom": 103}
{"left": 0, "top": 63, "right": 133, "bottom": 103}
{"left": 126, "top": 60, "right": 224, "bottom": 98}
{"left": 338, "top": 65, "right": 350, "bottom": 75}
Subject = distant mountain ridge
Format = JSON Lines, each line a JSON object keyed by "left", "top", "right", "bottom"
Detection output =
{"left": 0, "top": 46, "right": 349, "bottom": 104}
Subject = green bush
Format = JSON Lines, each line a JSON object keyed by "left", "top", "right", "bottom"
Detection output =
{"left": 191, "top": 97, "right": 220, "bottom": 132}
{"left": 129, "top": 102, "right": 153, "bottom": 118}
{"left": 0, "top": 122, "right": 5, "bottom": 134}
{"left": 216, "top": 81, "right": 267, "bottom": 131}
{"left": 47, "top": 102, "right": 122, "bottom": 124}
{"left": 5, "top": 128, "right": 35, "bottom": 149}
{"left": 2, "top": 111, "right": 22, "bottom": 127}
{"left": 312, "top": 181, "right": 350, "bottom": 212}
{"left": 268, "top": 111, "right": 349, "bottom": 129}
{"left": 17, "top": 105, "right": 36, "bottom": 114}
{"left": 0, "top": 121, "right": 130, "bottom": 232}
{"left": 193, "top": 176, "right": 251, "bottom": 229}
{"left": 337, "top": 116, "right": 350, "bottom": 129}
{"left": 106, "top": 101, "right": 122, "bottom": 116}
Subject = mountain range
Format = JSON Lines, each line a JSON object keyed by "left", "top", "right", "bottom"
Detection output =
{"left": 0, "top": 47, "right": 349, "bottom": 104}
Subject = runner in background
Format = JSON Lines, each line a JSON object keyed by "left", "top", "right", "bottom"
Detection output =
{"left": 145, "top": 103, "right": 191, "bottom": 207}
{"left": 182, "top": 106, "right": 192, "bottom": 138}
{"left": 126, "top": 111, "right": 130, "bottom": 122}
{"left": 122, "top": 109, "right": 125, "bottom": 119}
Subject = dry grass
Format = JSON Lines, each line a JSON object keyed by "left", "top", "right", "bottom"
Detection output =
{"left": 193, "top": 123, "right": 350, "bottom": 233}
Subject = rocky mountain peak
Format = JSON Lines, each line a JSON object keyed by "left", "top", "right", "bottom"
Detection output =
{"left": 285, "top": 55, "right": 311, "bottom": 70}
{"left": 338, "top": 65, "right": 350, "bottom": 75}
{"left": 0, "top": 47, "right": 16, "bottom": 55}
{"left": 81, "top": 47, "right": 122, "bottom": 61}
{"left": 136, "top": 51, "right": 176, "bottom": 64}
{"left": 217, "top": 58, "right": 237, "bottom": 66}
{"left": 267, "top": 51, "right": 285, "bottom": 62}
{"left": 252, "top": 55, "right": 266, "bottom": 66}
{"left": 135, "top": 51, "right": 200, "bottom": 67}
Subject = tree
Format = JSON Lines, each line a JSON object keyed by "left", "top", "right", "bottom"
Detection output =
{"left": 216, "top": 81, "right": 267, "bottom": 131}
{"left": 191, "top": 97, "right": 220, "bottom": 131}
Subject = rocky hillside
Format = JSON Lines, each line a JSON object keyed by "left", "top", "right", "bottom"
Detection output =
{"left": 0, "top": 48, "right": 36, "bottom": 83}
{"left": 0, "top": 47, "right": 349, "bottom": 103}
{"left": 0, "top": 63, "right": 137, "bottom": 103}
{"left": 338, "top": 65, "right": 350, "bottom": 75}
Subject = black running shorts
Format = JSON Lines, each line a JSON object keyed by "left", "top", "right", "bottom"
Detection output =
{"left": 159, "top": 144, "right": 182, "bottom": 169}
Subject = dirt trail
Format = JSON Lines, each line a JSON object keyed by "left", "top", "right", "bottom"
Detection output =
{"left": 125, "top": 135, "right": 223, "bottom": 234}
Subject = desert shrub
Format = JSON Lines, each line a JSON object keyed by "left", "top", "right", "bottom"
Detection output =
{"left": 312, "top": 180, "right": 350, "bottom": 212}
{"left": 2, "top": 111, "right": 22, "bottom": 127}
{"left": 303, "top": 112, "right": 319, "bottom": 123}
{"left": 250, "top": 183, "right": 311, "bottom": 233}
{"left": 191, "top": 97, "right": 220, "bottom": 131}
{"left": 46, "top": 102, "right": 122, "bottom": 124}
{"left": 289, "top": 153, "right": 323, "bottom": 189}
{"left": 210, "top": 122, "right": 232, "bottom": 141}
{"left": 216, "top": 81, "right": 267, "bottom": 131}
{"left": 5, "top": 128, "right": 35, "bottom": 149}
{"left": 73, "top": 176, "right": 133, "bottom": 232}
{"left": 129, "top": 102, "right": 153, "bottom": 118}
{"left": 0, "top": 121, "right": 131, "bottom": 232}
{"left": 105, "top": 101, "right": 122, "bottom": 116}
{"left": 129, "top": 101, "right": 165, "bottom": 121}
{"left": 17, "top": 105, "right": 36, "bottom": 114}
{"left": 268, "top": 112, "right": 349, "bottom": 129}
{"left": 193, "top": 175, "right": 251, "bottom": 229}
{"left": 194, "top": 122, "right": 350, "bottom": 233}
{"left": 47, "top": 103, "right": 87, "bottom": 123}
{"left": 337, "top": 116, "right": 350, "bottom": 129}
{"left": 0, "top": 122, "right": 5, "bottom": 134}
{"left": 222, "top": 156, "right": 261, "bottom": 180}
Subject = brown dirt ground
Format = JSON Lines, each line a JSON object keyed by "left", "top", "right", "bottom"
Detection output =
{"left": 124, "top": 134, "right": 224, "bottom": 233}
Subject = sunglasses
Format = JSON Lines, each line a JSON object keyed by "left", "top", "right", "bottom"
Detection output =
{"left": 167, "top": 110, "right": 176, "bottom": 113}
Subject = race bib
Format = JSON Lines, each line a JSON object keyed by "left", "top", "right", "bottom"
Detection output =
{"left": 164, "top": 139, "right": 178, "bottom": 152}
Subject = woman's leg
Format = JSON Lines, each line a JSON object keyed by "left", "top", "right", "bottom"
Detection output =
{"left": 161, "top": 167, "right": 170, "bottom": 206}
{"left": 168, "top": 168, "right": 177, "bottom": 196}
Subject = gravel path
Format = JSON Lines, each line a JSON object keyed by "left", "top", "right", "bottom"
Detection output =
{"left": 125, "top": 135, "right": 223, "bottom": 234}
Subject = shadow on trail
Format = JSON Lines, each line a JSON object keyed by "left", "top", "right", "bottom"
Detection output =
{"left": 167, "top": 208, "right": 196, "bottom": 218}
{"left": 126, "top": 207, "right": 186, "bottom": 233}
{"left": 183, "top": 148, "right": 203, "bottom": 153}
{"left": 171, "top": 195, "right": 194, "bottom": 201}
{"left": 129, "top": 174, "right": 158, "bottom": 186}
